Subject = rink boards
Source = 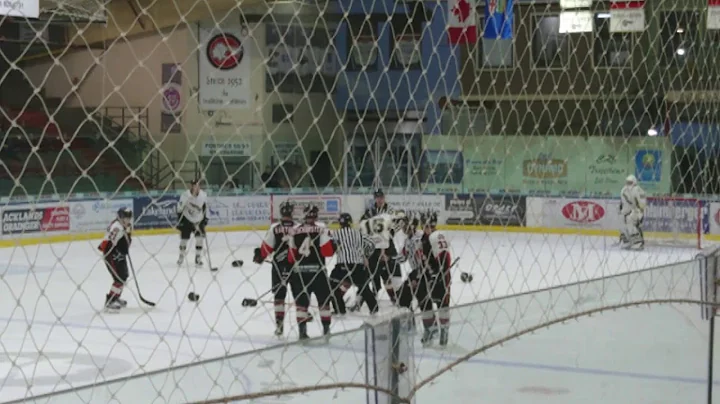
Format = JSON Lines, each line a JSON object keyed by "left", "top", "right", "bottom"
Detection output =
{"left": 2, "top": 191, "right": 720, "bottom": 247}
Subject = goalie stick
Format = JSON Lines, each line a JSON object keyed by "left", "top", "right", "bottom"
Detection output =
{"left": 128, "top": 256, "right": 156, "bottom": 307}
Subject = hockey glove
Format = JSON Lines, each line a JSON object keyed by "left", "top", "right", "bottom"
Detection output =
{"left": 252, "top": 247, "right": 264, "bottom": 264}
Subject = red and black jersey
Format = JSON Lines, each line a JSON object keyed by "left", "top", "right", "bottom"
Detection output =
{"left": 259, "top": 219, "right": 296, "bottom": 264}
{"left": 289, "top": 223, "right": 334, "bottom": 270}
{"left": 98, "top": 219, "right": 131, "bottom": 258}
{"left": 421, "top": 231, "right": 451, "bottom": 276}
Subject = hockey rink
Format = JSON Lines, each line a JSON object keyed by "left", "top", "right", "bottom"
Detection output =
{"left": 0, "top": 230, "right": 715, "bottom": 403}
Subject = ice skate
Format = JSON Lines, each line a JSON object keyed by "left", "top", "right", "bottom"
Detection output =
{"left": 104, "top": 294, "right": 123, "bottom": 312}
{"left": 323, "top": 323, "right": 331, "bottom": 336}
{"left": 298, "top": 322, "right": 309, "bottom": 341}
{"left": 117, "top": 298, "right": 128, "bottom": 308}
{"left": 195, "top": 255, "right": 203, "bottom": 268}
{"left": 176, "top": 253, "right": 185, "bottom": 266}
{"left": 421, "top": 327, "right": 437, "bottom": 346}
{"left": 274, "top": 320, "right": 284, "bottom": 337}
{"left": 439, "top": 328, "right": 449, "bottom": 346}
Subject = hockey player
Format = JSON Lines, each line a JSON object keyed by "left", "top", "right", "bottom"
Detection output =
{"left": 177, "top": 180, "right": 209, "bottom": 267}
{"left": 356, "top": 209, "right": 407, "bottom": 310}
{"left": 396, "top": 212, "right": 425, "bottom": 309}
{"left": 620, "top": 174, "right": 647, "bottom": 249}
{"left": 288, "top": 205, "right": 335, "bottom": 340}
{"left": 415, "top": 211, "right": 452, "bottom": 347}
{"left": 98, "top": 207, "right": 133, "bottom": 312}
{"left": 253, "top": 200, "right": 297, "bottom": 336}
{"left": 360, "top": 190, "right": 405, "bottom": 304}
{"left": 329, "top": 212, "right": 378, "bottom": 315}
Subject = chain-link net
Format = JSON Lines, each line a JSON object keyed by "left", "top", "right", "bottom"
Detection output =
{"left": 1, "top": 0, "right": 719, "bottom": 402}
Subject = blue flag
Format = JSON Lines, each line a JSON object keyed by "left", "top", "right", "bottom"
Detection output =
{"left": 484, "top": 0, "right": 513, "bottom": 39}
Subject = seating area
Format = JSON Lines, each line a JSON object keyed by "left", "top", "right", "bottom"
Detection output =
{"left": 0, "top": 119, "right": 147, "bottom": 198}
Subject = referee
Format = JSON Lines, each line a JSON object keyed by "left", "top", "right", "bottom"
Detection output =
{"left": 330, "top": 212, "right": 378, "bottom": 315}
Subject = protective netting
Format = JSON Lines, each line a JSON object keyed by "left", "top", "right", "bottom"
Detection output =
{"left": 1, "top": 0, "right": 720, "bottom": 402}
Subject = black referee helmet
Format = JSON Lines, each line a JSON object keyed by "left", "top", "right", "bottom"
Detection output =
{"left": 338, "top": 212, "right": 353, "bottom": 227}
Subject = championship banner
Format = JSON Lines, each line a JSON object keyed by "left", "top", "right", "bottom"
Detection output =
{"left": 708, "top": 0, "right": 720, "bottom": 30}
{"left": 610, "top": 1, "right": 646, "bottom": 33}
{"left": 160, "top": 63, "right": 182, "bottom": 133}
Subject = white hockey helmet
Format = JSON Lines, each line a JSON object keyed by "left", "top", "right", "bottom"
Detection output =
{"left": 626, "top": 174, "right": 638, "bottom": 185}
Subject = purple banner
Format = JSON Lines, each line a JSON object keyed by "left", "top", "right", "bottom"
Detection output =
{"left": 161, "top": 63, "right": 182, "bottom": 133}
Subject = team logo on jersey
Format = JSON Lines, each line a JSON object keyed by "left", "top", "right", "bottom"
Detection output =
{"left": 561, "top": 201, "right": 604, "bottom": 223}
{"left": 206, "top": 33, "right": 244, "bottom": 70}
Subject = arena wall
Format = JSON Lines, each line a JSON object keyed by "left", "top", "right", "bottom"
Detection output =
{"left": 1, "top": 192, "right": 718, "bottom": 248}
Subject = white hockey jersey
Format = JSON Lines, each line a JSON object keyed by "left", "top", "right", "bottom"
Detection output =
{"left": 620, "top": 184, "right": 647, "bottom": 216}
{"left": 399, "top": 230, "right": 424, "bottom": 272}
{"left": 359, "top": 213, "right": 395, "bottom": 249}
{"left": 178, "top": 190, "right": 208, "bottom": 223}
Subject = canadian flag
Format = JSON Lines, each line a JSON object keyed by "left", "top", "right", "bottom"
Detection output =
{"left": 448, "top": 0, "right": 477, "bottom": 45}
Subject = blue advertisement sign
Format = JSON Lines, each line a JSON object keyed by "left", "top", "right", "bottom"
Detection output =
{"left": 133, "top": 195, "right": 180, "bottom": 230}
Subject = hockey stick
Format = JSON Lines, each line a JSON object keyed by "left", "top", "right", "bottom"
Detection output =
{"left": 203, "top": 236, "right": 219, "bottom": 272}
{"left": 128, "top": 256, "right": 156, "bottom": 307}
{"left": 242, "top": 288, "right": 273, "bottom": 307}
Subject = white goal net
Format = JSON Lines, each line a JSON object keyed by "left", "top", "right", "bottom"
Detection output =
{"left": 1, "top": 0, "right": 719, "bottom": 403}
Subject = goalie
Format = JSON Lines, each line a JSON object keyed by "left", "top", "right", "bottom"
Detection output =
{"left": 620, "top": 174, "right": 646, "bottom": 249}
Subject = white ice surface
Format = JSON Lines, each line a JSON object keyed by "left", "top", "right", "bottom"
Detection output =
{"left": 0, "top": 231, "right": 714, "bottom": 403}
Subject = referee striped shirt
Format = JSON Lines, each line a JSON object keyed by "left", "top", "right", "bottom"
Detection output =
{"left": 333, "top": 227, "right": 375, "bottom": 265}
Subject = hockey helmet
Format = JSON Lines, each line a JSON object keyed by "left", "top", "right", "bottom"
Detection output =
{"left": 338, "top": 212, "right": 353, "bottom": 227}
{"left": 626, "top": 174, "right": 638, "bottom": 185}
{"left": 279, "top": 201, "right": 295, "bottom": 218}
{"left": 304, "top": 204, "right": 319, "bottom": 220}
{"left": 422, "top": 211, "right": 438, "bottom": 228}
{"left": 373, "top": 188, "right": 385, "bottom": 198}
{"left": 117, "top": 207, "right": 132, "bottom": 223}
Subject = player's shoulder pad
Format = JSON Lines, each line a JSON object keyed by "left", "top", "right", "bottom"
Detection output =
{"left": 109, "top": 220, "right": 125, "bottom": 233}
{"left": 429, "top": 230, "right": 447, "bottom": 245}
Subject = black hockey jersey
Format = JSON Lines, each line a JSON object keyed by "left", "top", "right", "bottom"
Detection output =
{"left": 259, "top": 219, "right": 296, "bottom": 264}
{"left": 289, "top": 223, "right": 334, "bottom": 271}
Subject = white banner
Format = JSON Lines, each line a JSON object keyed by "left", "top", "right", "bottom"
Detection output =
{"left": 709, "top": 202, "right": 720, "bottom": 235}
{"left": 198, "top": 22, "right": 252, "bottom": 110}
{"left": 538, "top": 198, "right": 622, "bottom": 229}
{"left": 559, "top": 11, "right": 593, "bottom": 33}
{"left": 0, "top": 0, "right": 39, "bottom": 18}
{"left": 69, "top": 199, "right": 133, "bottom": 232}
{"left": 708, "top": 2, "right": 720, "bottom": 30}
{"left": 201, "top": 141, "right": 252, "bottom": 157}
{"left": 207, "top": 195, "right": 271, "bottom": 226}
{"left": 383, "top": 194, "right": 445, "bottom": 214}
{"left": 272, "top": 195, "right": 342, "bottom": 223}
{"left": 610, "top": 8, "right": 645, "bottom": 32}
